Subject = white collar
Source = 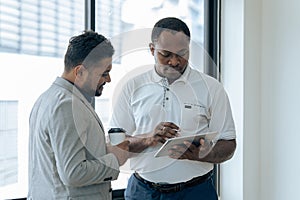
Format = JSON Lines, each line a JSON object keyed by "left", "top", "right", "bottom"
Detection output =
{"left": 151, "top": 65, "right": 191, "bottom": 85}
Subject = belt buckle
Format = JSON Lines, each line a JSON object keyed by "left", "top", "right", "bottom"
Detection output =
{"left": 151, "top": 182, "right": 162, "bottom": 188}
{"left": 154, "top": 183, "right": 183, "bottom": 193}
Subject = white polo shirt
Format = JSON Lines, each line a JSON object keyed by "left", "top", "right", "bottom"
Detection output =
{"left": 109, "top": 66, "right": 236, "bottom": 183}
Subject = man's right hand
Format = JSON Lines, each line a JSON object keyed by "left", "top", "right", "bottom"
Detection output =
{"left": 148, "top": 122, "right": 180, "bottom": 146}
{"left": 118, "top": 122, "right": 180, "bottom": 157}
{"left": 106, "top": 140, "right": 130, "bottom": 166}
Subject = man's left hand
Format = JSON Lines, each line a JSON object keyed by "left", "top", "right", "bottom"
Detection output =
{"left": 168, "top": 138, "right": 212, "bottom": 161}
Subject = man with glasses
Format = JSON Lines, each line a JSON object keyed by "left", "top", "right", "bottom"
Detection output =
{"left": 110, "top": 17, "right": 236, "bottom": 200}
{"left": 28, "top": 30, "right": 130, "bottom": 199}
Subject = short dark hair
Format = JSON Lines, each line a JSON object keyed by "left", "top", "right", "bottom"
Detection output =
{"left": 64, "top": 30, "right": 115, "bottom": 72}
{"left": 151, "top": 17, "right": 191, "bottom": 43}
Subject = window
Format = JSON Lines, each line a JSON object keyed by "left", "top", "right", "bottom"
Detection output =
{"left": 0, "top": 0, "right": 84, "bottom": 199}
{"left": 0, "top": 0, "right": 218, "bottom": 199}
{"left": 0, "top": 0, "right": 84, "bottom": 56}
{"left": 0, "top": 101, "right": 18, "bottom": 187}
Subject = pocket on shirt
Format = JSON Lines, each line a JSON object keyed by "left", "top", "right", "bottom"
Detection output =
{"left": 181, "top": 104, "right": 209, "bottom": 134}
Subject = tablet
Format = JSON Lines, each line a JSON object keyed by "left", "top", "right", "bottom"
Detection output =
{"left": 154, "top": 131, "right": 218, "bottom": 157}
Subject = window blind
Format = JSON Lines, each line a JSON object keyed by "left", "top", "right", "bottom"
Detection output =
{"left": 0, "top": 0, "right": 84, "bottom": 57}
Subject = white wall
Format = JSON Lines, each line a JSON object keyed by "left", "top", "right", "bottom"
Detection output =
{"left": 221, "top": 0, "right": 300, "bottom": 200}
{"left": 260, "top": 0, "right": 300, "bottom": 199}
{"left": 220, "top": 0, "right": 244, "bottom": 199}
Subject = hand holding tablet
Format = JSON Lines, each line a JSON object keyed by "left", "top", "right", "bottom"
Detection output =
{"left": 154, "top": 131, "right": 218, "bottom": 157}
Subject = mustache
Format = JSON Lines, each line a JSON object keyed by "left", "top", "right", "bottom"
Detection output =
{"left": 160, "top": 63, "right": 179, "bottom": 69}
{"left": 164, "top": 64, "right": 181, "bottom": 72}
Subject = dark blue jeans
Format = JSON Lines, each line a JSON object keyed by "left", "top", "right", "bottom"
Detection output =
{"left": 124, "top": 174, "right": 218, "bottom": 200}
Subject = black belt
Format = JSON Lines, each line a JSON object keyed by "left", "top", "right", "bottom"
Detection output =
{"left": 133, "top": 171, "right": 212, "bottom": 193}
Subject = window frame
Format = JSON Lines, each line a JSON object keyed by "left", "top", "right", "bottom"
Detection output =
{"left": 204, "top": 0, "right": 221, "bottom": 196}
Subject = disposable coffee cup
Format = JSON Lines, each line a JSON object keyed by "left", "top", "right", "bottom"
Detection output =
{"left": 108, "top": 128, "right": 126, "bottom": 145}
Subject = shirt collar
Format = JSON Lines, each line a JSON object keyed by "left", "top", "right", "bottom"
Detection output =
{"left": 151, "top": 65, "right": 191, "bottom": 84}
{"left": 63, "top": 78, "right": 93, "bottom": 104}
